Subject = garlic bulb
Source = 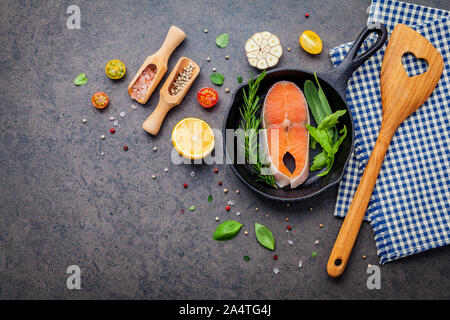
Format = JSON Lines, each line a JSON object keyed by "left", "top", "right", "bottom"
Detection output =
{"left": 245, "top": 32, "right": 283, "bottom": 69}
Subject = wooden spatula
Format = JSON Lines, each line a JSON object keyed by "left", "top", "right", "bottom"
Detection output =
{"left": 142, "top": 57, "right": 200, "bottom": 135}
{"left": 128, "top": 26, "right": 186, "bottom": 104}
{"left": 327, "top": 24, "right": 444, "bottom": 278}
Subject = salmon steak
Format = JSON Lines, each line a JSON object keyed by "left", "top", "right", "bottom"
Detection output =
{"left": 262, "top": 81, "right": 310, "bottom": 188}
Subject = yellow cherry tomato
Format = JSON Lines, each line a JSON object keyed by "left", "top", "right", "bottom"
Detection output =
{"left": 105, "top": 59, "right": 126, "bottom": 79}
{"left": 299, "top": 30, "right": 323, "bottom": 55}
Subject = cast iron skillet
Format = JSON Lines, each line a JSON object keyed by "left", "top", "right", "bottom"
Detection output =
{"left": 223, "top": 23, "right": 388, "bottom": 201}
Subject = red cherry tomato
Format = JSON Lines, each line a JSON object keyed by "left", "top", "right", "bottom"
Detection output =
{"left": 197, "top": 87, "right": 218, "bottom": 108}
{"left": 92, "top": 92, "right": 109, "bottom": 109}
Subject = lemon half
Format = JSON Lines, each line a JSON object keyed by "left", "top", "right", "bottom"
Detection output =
{"left": 172, "top": 118, "right": 215, "bottom": 160}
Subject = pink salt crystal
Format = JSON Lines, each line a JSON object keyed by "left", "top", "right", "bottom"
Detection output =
{"left": 131, "top": 64, "right": 157, "bottom": 102}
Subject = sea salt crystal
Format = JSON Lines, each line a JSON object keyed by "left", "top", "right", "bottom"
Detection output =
{"left": 110, "top": 117, "right": 115, "bottom": 121}
{"left": 273, "top": 268, "right": 280, "bottom": 275}
{"left": 164, "top": 168, "right": 169, "bottom": 172}
{"left": 114, "top": 120, "right": 119, "bottom": 126}
{"left": 236, "top": 211, "right": 241, "bottom": 216}
{"left": 314, "top": 240, "right": 320, "bottom": 245}
{"left": 131, "top": 104, "right": 137, "bottom": 110}
{"left": 190, "top": 171, "right": 195, "bottom": 177}
{"left": 120, "top": 112, "right": 125, "bottom": 117}
{"left": 288, "top": 240, "right": 294, "bottom": 246}
{"left": 298, "top": 261, "right": 303, "bottom": 268}
{"left": 227, "top": 200, "right": 235, "bottom": 206}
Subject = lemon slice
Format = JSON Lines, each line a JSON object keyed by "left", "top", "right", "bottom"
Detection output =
{"left": 245, "top": 32, "right": 283, "bottom": 69}
{"left": 172, "top": 118, "right": 215, "bottom": 159}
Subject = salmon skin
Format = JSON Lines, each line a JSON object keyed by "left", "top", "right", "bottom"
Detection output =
{"left": 261, "top": 81, "right": 310, "bottom": 188}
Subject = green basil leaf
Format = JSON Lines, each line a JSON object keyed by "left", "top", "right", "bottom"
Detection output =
{"left": 215, "top": 33, "right": 229, "bottom": 48}
{"left": 254, "top": 222, "right": 274, "bottom": 250}
{"left": 210, "top": 73, "right": 225, "bottom": 86}
{"left": 310, "top": 150, "right": 328, "bottom": 171}
{"left": 208, "top": 194, "right": 213, "bottom": 203}
{"left": 243, "top": 255, "right": 250, "bottom": 262}
{"left": 189, "top": 205, "right": 196, "bottom": 212}
{"left": 213, "top": 220, "right": 243, "bottom": 241}
{"left": 74, "top": 73, "right": 87, "bottom": 86}
{"left": 237, "top": 75, "right": 243, "bottom": 84}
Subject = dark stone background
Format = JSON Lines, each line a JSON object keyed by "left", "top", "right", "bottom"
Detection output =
{"left": 1, "top": 0, "right": 449, "bottom": 299}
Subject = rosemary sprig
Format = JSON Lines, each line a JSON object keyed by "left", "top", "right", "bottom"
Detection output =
{"left": 239, "top": 71, "right": 277, "bottom": 189}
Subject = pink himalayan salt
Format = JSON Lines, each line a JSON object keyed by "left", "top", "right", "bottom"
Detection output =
{"left": 131, "top": 64, "right": 157, "bottom": 102}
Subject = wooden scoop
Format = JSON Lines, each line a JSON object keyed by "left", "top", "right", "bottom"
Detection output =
{"left": 128, "top": 26, "right": 186, "bottom": 104}
{"left": 142, "top": 57, "right": 200, "bottom": 135}
{"left": 327, "top": 24, "right": 444, "bottom": 278}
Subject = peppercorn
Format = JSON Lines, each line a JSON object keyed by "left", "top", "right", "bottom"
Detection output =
{"left": 273, "top": 255, "right": 278, "bottom": 260}
{"left": 183, "top": 183, "right": 188, "bottom": 188}
{"left": 214, "top": 168, "right": 218, "bottom": 173}
{"left": 110, "top": 128, "right": 115, "bottom": 134}
{"left": 305, "top": 13, "right": 310, "bottom": 18}
{"left": 180, "top": 209, "right": 185, "bottom": 214}
{"left": 123, "top": 145, "right": 128, "bottom": 151}
{"left": 218, "top": 181, "right": 223, "bottom": 186}
{"left": 225, "top": 206, "right": 231, "bottom": 211}
{"left": 287, "top": 225, "right": 292, "bottom": 230}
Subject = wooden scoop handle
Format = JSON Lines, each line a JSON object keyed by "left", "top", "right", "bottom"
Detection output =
{"left": 155, "top": 26, "right": 186, "bottom": 64}
{"left": 142, "top": 99, "right": 175, "bottom": 135}
{"left": 327, "top": 129, "right": 392, "bottom": 277}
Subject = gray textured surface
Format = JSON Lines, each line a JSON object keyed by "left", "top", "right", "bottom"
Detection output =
{"left": 1, "top": 0, "right": 449, "bottom": 299}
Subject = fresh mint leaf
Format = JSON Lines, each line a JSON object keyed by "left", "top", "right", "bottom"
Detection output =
{"left": 208, "top": 194, "right": 213, "bottom": 203}
{"left": 237, "top": 75, "right": 243, "bottom": 84}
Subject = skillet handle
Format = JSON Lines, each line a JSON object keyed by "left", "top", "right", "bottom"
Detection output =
{"left": 321, "top": 22, "right": 388, "bottom": 96}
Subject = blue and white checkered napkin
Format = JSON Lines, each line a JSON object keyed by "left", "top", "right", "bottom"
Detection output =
{"left": 330, "top": 0, "right": 450, "bottom": 264}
